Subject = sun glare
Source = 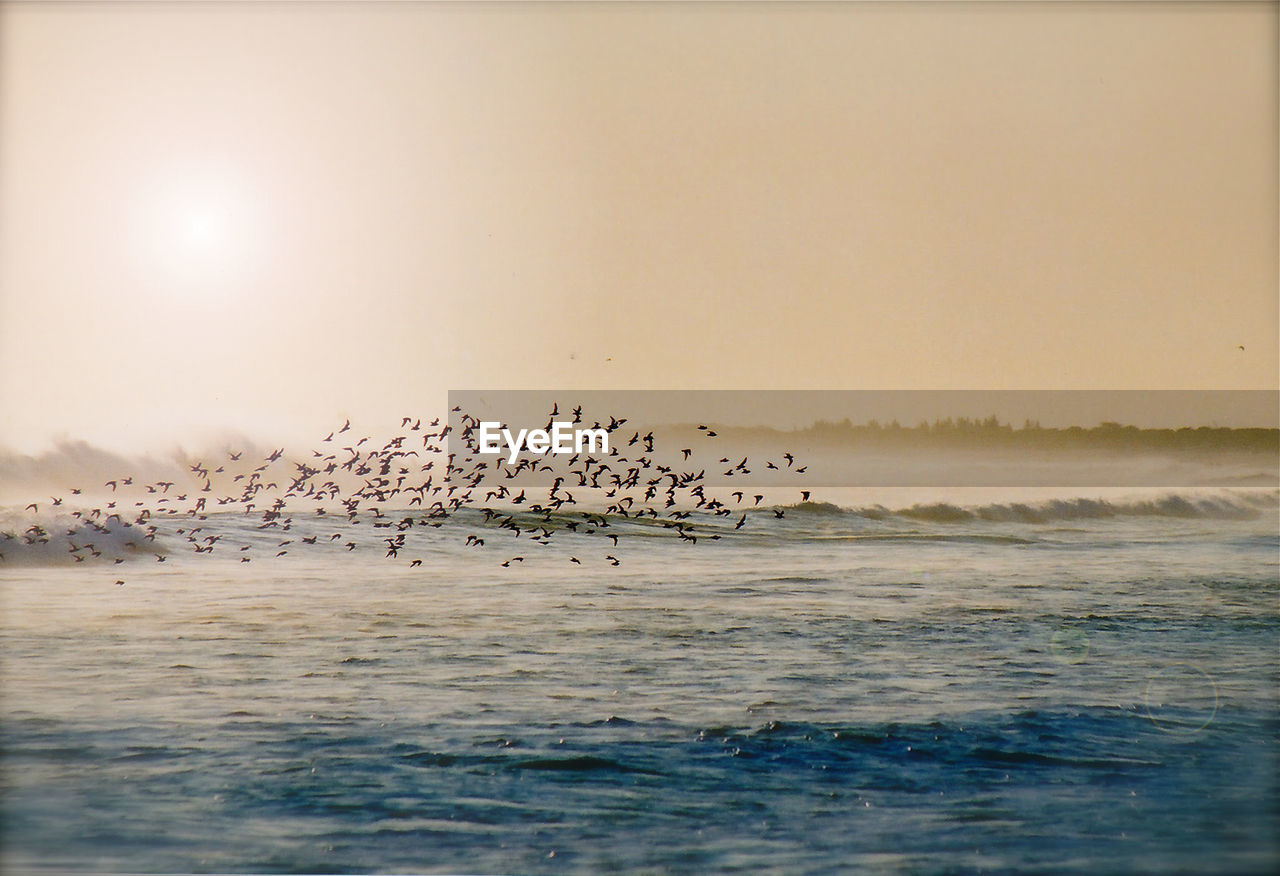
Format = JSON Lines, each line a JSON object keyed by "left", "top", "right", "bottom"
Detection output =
{"left": 178, "top": 205, "right": 229, "bottom": 254}
{"left": 139, "top": 168, "right": 262, "bottom": 292}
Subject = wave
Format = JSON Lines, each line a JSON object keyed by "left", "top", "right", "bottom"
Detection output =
{"left": 1, "top": 488, "right": 1273, "bottom": 571}
{"left": 402, "top": 707, "right": 1262, "bottom": 780}
{"left": 479, "top": 491, "right": 1276, "bottom": 538}
{"left": 0, "top": 512, "right": 158, "bottom": 566}
{"left": 509, "top": 755, "right": 659, "bottom": 775}
{"left": 781, "top": 491, "right": 1278, "bottom": 524}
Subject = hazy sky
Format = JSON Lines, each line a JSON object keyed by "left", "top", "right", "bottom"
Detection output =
{"left": 1, "top": 1, "right": 1275, "bottom": 452}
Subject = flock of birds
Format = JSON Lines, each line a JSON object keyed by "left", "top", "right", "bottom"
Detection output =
{"left": 3, "top": 403, "right": 812, "bottom": 579}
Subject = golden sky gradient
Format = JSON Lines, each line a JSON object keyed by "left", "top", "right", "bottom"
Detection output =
{"left": 1, "top": 1, "right": 1275, "bottom": 452}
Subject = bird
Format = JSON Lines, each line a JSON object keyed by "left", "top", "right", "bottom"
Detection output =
{"left": 11, "top": 403, "right": 814, "bottom": 574}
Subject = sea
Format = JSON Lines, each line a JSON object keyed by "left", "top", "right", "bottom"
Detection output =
{"left": 2, "top": 488, "right": 1277, "bottom": 874}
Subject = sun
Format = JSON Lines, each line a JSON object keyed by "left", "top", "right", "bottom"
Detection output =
{"left": 138, "top": 167, "right": 262, "bottom": 291}
{"left": 176, "top": 202, "right": 231, "bottom": 256}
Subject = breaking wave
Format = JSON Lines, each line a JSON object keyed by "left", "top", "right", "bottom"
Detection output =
{"left": 785, "top": 491, "right": 1278, "bottom": 524}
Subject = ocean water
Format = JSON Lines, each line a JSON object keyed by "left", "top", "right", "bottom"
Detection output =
{"left": 2, "top": 491, "right": 1278, "bottom": 874}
